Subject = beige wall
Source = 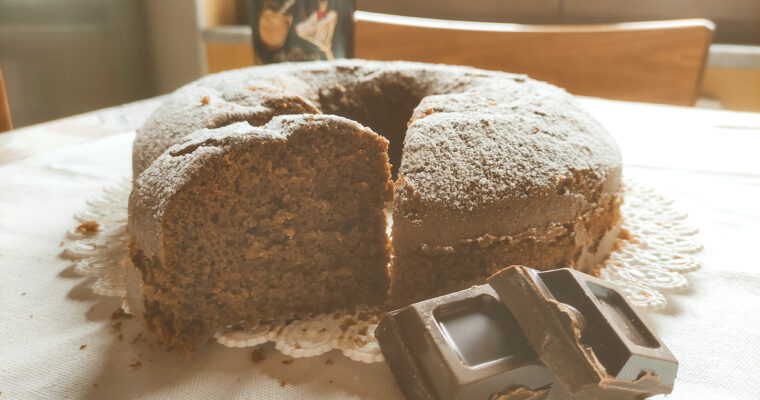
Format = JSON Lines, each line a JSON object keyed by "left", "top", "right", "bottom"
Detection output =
{"left": 0, "top": 0, "right": 154, "bottom": 127}
{"left": 145, "top": 0, "right": 207, "bottom": 95}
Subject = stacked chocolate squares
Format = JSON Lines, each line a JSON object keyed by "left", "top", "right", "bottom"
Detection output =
{"left": 376, "top": 266, "right": 678, "bottom": 400}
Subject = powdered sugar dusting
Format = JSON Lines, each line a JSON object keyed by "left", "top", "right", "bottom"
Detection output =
{"left": 401, "top": 92, "right": 621, "bottom": 211}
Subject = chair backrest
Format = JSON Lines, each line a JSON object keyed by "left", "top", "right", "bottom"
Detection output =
{"left": 355, "top": 12, "right": 714, "bottom": 106}
{"left": 0, "top": 69, "right": 12, "bottom": 132}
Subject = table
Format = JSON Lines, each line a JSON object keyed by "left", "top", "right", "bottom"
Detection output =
{"left": 1, "top": 96, "right": 759, "bottom": 400}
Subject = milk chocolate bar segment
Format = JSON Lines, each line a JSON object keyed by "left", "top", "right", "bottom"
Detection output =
{"left": 376, "top": 285, "right": 553, "bottom": 400}
{"left": 487, "top": 266, "right": 678, "bottom": 398}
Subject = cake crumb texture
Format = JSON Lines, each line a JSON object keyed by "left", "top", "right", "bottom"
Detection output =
{"left": 129, "top": 115, "right": 392, "bottom": 353}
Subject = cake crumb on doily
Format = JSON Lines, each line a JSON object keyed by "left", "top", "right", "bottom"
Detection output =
{"left": 75, "top": 221, "right": 99, "bottom": 235}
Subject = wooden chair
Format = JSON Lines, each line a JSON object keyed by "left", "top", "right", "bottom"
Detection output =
{"left": 0, "top": 69, "right": 12, "bottom": 132}
{"left": 355, "top": 12, "right": 715, "bottom": 106}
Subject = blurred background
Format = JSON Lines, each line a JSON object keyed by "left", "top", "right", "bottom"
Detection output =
{"left": 1, "top": 0, "right": 758, "bottom": 128}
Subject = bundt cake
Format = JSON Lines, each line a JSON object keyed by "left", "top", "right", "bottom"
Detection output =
{"left": 127, "top": 60, "right": 622, "bottom": 353}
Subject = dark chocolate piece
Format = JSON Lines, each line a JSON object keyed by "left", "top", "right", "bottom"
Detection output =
{"left": 487, "top": 266, "right": 678, "bottom": 399}
{"left": 376, "top": 285, "right": 553, "bottom": 400}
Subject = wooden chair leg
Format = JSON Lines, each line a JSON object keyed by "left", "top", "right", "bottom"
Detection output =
{"left": 0, "top": 69, "right": 13, "bottom": 132}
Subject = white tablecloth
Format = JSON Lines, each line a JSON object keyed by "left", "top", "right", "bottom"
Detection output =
{"left": 1, "top": 97, "right": 759, "bottom": 399}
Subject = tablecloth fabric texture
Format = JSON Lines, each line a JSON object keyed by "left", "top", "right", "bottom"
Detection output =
{"left": 1, "top": 98, "right": 759, "bottom": 399}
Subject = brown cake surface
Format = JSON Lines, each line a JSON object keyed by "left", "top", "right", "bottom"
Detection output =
{"left": 129, "top": 60, "right": 622, "bottom": 351}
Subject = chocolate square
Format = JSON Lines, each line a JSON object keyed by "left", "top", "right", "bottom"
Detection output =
{"left": 488, "top": 266, "right": 678, "bottom": 398}
{"left": 376, "top": 285, "right": 553, "bottom": 400}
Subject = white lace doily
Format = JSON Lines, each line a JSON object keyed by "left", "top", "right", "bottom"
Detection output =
{"left": 62, "top": 178, "right": 701, "bottom": 363}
